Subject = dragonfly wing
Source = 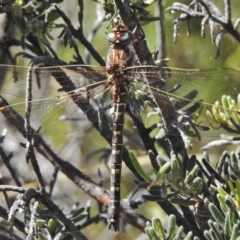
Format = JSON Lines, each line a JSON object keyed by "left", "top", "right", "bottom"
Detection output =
{"left": 0, "top": 65, "right": 107, "bottom": 99}
{"left": 160, "top": 68, "right": 240, "bottom": 136}
{"left": 0, "top": 65, "right": 113, "bottom": 136}
{"left": 127, "top": 80, "right": 162, "bottom": 129}
{"left": 127, "top": 66, "right": 240, "bottom": 137}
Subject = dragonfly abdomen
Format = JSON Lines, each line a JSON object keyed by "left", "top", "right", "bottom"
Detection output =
{"left": 108, "top": 92, "right": 127, "bottom": 230}
{"left": 106, "top": 24, "right": 135, "bottom": 231}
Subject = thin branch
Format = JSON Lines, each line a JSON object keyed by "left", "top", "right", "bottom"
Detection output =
{"left": 155, "top": 0, "right": 167, "bottom": 60}
{"left": 167, "top": 0, "right": 240, "bottom": 47}
{"left": 0, "top": 146, "right": 22, "bottom": 187}
{"left": 0, "top": 176, "right": 11, "bottom": 210}
{"left": 25, "top": 63, "right": 46, "bottom": 194}
{"left": 6, "top": 187, "right": 87, "bottom": 240}
{"left": 48, "top": 168, "right": 58, "bottom": 198}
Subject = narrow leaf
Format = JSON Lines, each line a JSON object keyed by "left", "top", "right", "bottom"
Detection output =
{"left": 129, "top": 152, "right": 151, "bottom": 182}
{"left": 166, "top": 215, "right": 176, "bottom": 239}
{"left": 152, "top": 217, "right": 165, "bottom": 238}
{"left": 173, "top": 226, "right": 183, "bottom": 240}
{"left": 156, "top": 162, "right": 171, "bottom": 180}
{"left": 217, "top": 186, "right": 228, "bottom": 198}
{"left": 208, "top": 203, "right": 225, "bottom": 229}
{"left": 224, "top": 211, "right": 231, "bottom": 237}
{"left": 216, "top": 194, "right": 228, "bottom": 214}
{"left": 208, "top": 220, "right": 222, "bottom": 240}
{"left": 230, "top": 223, "right": 239, "bottom": 240}
{"left": 171, "top": 158, "right": 180, "bottom": 183}
{"left": 145, "top": 226, "right": 159, "bottom": 240}
{"left": 236, "top": 179, "right": 240, "bottom": 210}
{"left": 184, "top": 165, "right": 199, "bottom": 185}
{"left": 204, "top": 230, "right": 212, "bottom": 240}
{"left": 184, "top": 231, "right": 193, "bottom": 240}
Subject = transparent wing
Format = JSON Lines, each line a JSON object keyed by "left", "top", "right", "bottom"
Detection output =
{"left": 1, "top": 64, "right": 240, "bottom": 138}
{"left": 126, "top": 66, "right": 240, "bottom": 136}
{"left": 0, "top": 65, "right": 113, "bottom": 136}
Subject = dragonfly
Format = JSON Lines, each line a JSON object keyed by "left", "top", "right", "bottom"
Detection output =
{"left": 0, "top": 25, "right": 240, "bottom": 231}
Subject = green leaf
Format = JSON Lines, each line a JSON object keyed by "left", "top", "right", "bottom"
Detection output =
{"left": 48, "top": 218, "right": 61, "bottom": 234}
{"left": 70, "top": 207, "right": 85, "bottom": 218}
{"left": 166, "top": 215, "right": 176, "bottom": 239}
{"left": 183, "top": 231, "right": 193, "bottom": 240}
{"left": 208, "top": 220, "right": 222, "bottom": 240}
{"left": 208, "top": 203, "right": 225, "bottom": 229}
{"left": 145, "top": 224, "right": 159, "bottom": 240}
{"left": 189, "top": 177, "right": 203, "bottom": 194}
{"left": 152, "top": 217, "right": 165, "bottom": 238}
{"left": 228, "top": 180, "right": 236, "bottom": 195}
{"left": 71, "top": 212, "right": 88, "bottom": 223}
{"left": 148, "top": 150, "right": 160, "bottom": 170}
{"left": 167, "top": 226, "right": 176, "bottom": 240}
{"left": 216, "top": 151, "right": 229, "bottom": 174}
{"left": 204, "top": 230, "right": 212, "bottom": 240}
{"left": 145, "top": 222, "right": 152, "bottom": 239}
{"left": 225, "top": 197, "right": 238, "bottom": 227}
{"left": 171, "top": 158, "right": 180, "bottom": 183}
{"left": 36, "top": 219, "right": 46, "bottom": 228}
{"left": 225, "top": 195, "right": 237, "bottom": 208}
{"left": 236, "top": 179, "right": 240, "bottom": 210}
{"left": 208, "top": 228, "right": 219, "bottom": 240}
{"left": 230, "top": 223, "right": 239, "bottom": 240}
{"left": 156, "top": 162, "right": 171, "bottom": 180}
{"left": 184, "top": 165, "right": 199, "bottom": 185}
{"left": 217, "top": 194, "right": 228, "bottom": 214}
{"left": 172, "top": 226, "right": 183, "bottom": 240}
{"left": 222, "top": 95, "right": 232, "bottom": 119}
{"left": 217, "top": 186, "right": 228, "bottom": 198}
{"left": 129, "top": 152, "right": 151, "bottom": 182}
{"left": 224, "top": 212, "right": 231, "bottom": 237}
{"left": 170, "top": 197, "right": 191, "bottom": 205}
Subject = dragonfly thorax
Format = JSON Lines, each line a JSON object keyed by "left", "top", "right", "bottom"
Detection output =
{"left": 107, "top": 63, "right": 126, "bottom": 75}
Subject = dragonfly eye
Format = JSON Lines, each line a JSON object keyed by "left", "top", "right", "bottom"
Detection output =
{"left": 118, "top": 32, "right": 135, "bottom": 45}
{"left": 107, "top": 25, "right": 135, "bottom": 45}
{"left": 107, "top": 32, "right": 134, "bottom": 45}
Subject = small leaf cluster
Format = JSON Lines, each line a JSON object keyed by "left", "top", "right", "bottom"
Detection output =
{"left": 0, "top": 0, "right": 64, "bottom": 50}
{"left": 145, "top": 215, "right": 199, "bottom": 240}
{"left": 131, "top": 147, "right": 240, "bottom": 239}
{"left": 132, "top": 150, "right": 205, "bottom": 202}
{"left": 203, "top": 181, "right": 240, "bottom": 239}
{"left": 206, "top": 94, "right": 240, "bottom": 134}
{"left": 93, "top": 0, "right": 160, "bottom": 22}
{"left": 35, "top": 204, "right": 87, "bottom": 240}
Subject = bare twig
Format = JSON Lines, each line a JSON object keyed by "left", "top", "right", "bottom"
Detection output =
{"left": 6, "top": 187, "right": 87, "bottom": 240}
{"left": 167, "top": 0, "right": 240, "bottom": 56}
{"left": 25, "top": 63, "right": 46, "bottom": 194}
{"left": 0, "top": 146, "right": 22, "bottom": 187}
{"left": 0, "top": 176, "right": 11, "bottom": 210}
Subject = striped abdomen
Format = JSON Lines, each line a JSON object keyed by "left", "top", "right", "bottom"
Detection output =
{"left": 108, "top": 103, "right": 126, "bottom": 230}
{"left": 107, "top": 81, "right": 128, "bottom": 231}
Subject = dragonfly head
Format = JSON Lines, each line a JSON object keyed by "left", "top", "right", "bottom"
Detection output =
{"left": 106, "top": 24, "right": 135, "bottom": 46}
